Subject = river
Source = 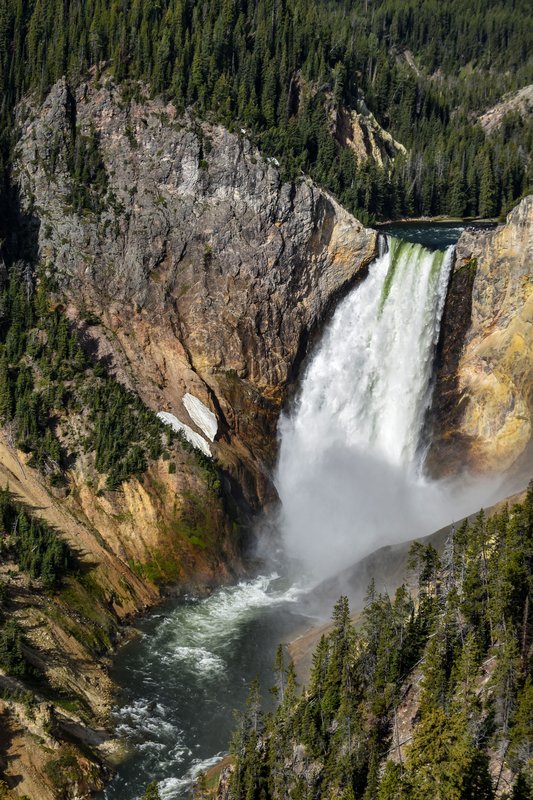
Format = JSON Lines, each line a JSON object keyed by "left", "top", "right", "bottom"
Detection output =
{"left": 102, "top": 220, "right": 497, "bottom": 800}
{"left": 101, "top": 576, "right": 319, "bottom": 800}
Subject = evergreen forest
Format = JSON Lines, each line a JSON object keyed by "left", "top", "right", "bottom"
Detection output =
{"left": 0, "top": 4, "right": 530, "bottom": 798}
{"left": 0, "top": 486, "right": 73, "bottom": 589}
{"left": 226, "top": 490, "right": 533, "bottom": 799}
{"left": 0, "top": 0, "right": 531, "bottom": 224}
{"left": 0, "top": 486, "right": 74, "bottom": 678}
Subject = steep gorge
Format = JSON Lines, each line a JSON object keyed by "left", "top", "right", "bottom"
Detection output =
{"left": 1, "top": 75, "right": 378, "bottom": 797}
{"left": 15, "top": 75, "right": 378, "bottom": 510}
{"left": 0, "top": 71, "right": 531, "bottom": 799}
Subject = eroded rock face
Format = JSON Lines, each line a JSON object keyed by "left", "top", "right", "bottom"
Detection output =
{"left": 15, "top": 76, "right": 377, "bottom": 507}
{"left": 479, "top": 84, "right": 533, "bottom": 134}
{"left": 427, "top": 196, "right": 533, "bottom": 476}
{"left": 333, "top": 106, "right": 406, "bottom": 167}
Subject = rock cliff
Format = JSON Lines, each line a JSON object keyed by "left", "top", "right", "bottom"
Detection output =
{"left": 427, "top": 196, "right": 533, "bottom": 477}
{"left": 0, "top": 74, "right": 377, "bottom": 796}
{"left": 15, "top": 75, "right": 377, "bottom": 510}
{"left": 333, "top": 106, "right": 406, "bottom": 167}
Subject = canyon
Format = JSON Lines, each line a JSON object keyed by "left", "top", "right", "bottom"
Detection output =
{"left": 0, "top": 73, "right": 531, "bottom": 798}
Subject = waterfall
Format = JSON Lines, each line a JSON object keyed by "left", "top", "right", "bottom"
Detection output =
{"left": 275, "top": 236, "right": 457, "bottom": 579}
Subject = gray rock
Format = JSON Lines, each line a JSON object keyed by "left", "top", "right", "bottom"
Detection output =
{"left": 15, "top": 76, "right": 378, "bottom": 507}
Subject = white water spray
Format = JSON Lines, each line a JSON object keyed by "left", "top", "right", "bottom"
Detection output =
{"left": 276, "top": 236, "right": 500, "bottom": 580}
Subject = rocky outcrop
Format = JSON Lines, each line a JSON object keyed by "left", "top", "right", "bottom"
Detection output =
{"left": 479, "top": 85, "right": 533, "bottom": 134}
{"left": 333, "top": 106, "right": 406, "bottom": 167}
{"left": 0, "top": 427, "right": 239, "bottom": 797}
{"left": 427, "top": 196, "right": 533, "bottom": 476}
{"left": 14, "top": 75, "right": 377, "bottom": 510}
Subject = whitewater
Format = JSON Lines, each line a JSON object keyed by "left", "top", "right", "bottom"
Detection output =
{"left": 104, "top": 231, "right": 504, "bottom": 799}
{"left": 276, "top": 236, "right": 502, "bottom": 579}
{"left": 103, "top": 575, "right": 310, "bottom": 800}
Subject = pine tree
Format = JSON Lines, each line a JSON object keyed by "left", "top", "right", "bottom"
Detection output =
{"left": 478, "top": 152, "right": 497, "bottom": 218}
{"left": 0, "top": 351, "right": 12, "bottom": 421}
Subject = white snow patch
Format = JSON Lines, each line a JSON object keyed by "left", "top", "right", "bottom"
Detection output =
{"left": 157, "top": 412, "right": 211, "bottom": 457}
{"left": 183, "top": 393, "right": 218, "bottom": 442}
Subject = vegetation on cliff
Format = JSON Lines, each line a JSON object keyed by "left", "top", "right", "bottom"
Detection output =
{"left": 226, "top": 488, "right": 532, "bottom": 799}
{"left": 0, "top": 262, "right": 173, "bottom": 488}
{"left": 0, "top": 487, "right": 73, "bottom": 589}
{"left": 0, "top": 207, "right": 233, "bottom": 799}
{"left": 0, "top": 1, "right": 531, "bottom": 224}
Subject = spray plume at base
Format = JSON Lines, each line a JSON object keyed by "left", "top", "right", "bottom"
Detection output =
{"left": 275, "top": 237, "right": 503, "bottom": 581}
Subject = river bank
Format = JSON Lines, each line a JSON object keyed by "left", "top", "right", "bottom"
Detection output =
{"left": 98, "top": 210, "right": 531, "bottom": 799}
{"left": 99, "top": 574, "right": 316, "bottom": 799}
{"left": 97, "top": 480, "right": 529, "bottom": 800}
{"left": 375, "top": 216, "right": 498, "bottom": 225}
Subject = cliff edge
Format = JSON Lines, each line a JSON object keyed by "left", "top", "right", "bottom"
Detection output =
{"left": 15, "top": 75, "right": 377, "bottom": 510}
{"left": 427, "top": 195, "right": 533, "bottom": 477}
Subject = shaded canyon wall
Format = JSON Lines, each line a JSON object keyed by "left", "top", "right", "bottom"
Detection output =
{"left": 427, "top": 195, "right": 533, "bottom": 478}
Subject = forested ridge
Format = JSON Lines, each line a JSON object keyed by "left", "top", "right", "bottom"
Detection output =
{"left": 224, "top": 490, "right": 533, "bottom": 800}
{"left": 0, "top": 5, "right": 529, "bottom": 798}
{"left": 0, "top": 0, "right": 531, "bottom": 224}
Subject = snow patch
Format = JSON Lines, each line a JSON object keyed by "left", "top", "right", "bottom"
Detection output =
{"left": 157, "top": 412, "right": 211, "bottom": 457}
{"left": 183, "top": 393, "right": 218, "bottom": 442}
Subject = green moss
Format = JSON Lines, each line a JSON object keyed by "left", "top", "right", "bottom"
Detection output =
{"left": 112, "top": 511, "right": 135, "bottom": 523}
{"left": 53, "top": 696, "right": 84, "bottom": 715}
{"left": 460, "top": 255, "right": 478, "bottom": 275}
{"left": 164, "top": 491, "right": 219, "bottom": 552}
{"left": 45, "top": 745, "right": 93, "bottom": 792}
{"left": 56, "top": 577, "right": 116, "bottom": 653}
{"left": 127, "top": 550, "right": 181, "bottom": 585}
{"left": 188, "top": 535, "right": 207, "bottom": 549}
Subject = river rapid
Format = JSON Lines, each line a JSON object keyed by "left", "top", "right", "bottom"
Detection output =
{"left": 102, "top": 221, "right": 498, "bottom": 800}
{"left": 102, "top": 576, "right": 317, "bottom": 800}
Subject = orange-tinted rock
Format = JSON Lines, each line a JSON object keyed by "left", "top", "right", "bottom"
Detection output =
{"left": 427, "top": 196, "right": 533, "bottom": 476}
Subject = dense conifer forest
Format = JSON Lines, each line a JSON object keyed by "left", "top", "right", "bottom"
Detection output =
{"left": 225, "top": 490, "right": 533, "bottom": 799}
{"left": 0, "top": 0, "right": 531, "bottom": 223}
{"left": 0, "top": 486, "right": 74, "bottom": 678}
{"left": 0, "top": 0, "right": 530, "bottom": 486}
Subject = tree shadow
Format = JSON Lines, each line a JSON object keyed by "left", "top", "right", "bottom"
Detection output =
{"left": 0, "top": 706, "right": 24, "bottom": 791}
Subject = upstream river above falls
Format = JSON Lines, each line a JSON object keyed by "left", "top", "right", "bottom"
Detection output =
{"left": 101, "top": 221, "right": 498, "bottom": 800}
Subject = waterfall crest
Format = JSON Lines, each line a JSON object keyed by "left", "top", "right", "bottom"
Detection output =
{"left": 275, "top": 236, "right": 456, "bottom": 579}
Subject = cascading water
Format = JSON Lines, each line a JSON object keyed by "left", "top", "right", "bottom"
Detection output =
{"left": 103, "top": 227, "right": 505, "bottom": 800}
{"left": 276, "top": 235, "right": 482, "bottom": 579}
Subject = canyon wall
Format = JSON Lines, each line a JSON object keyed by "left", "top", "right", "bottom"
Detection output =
{"left": 4, "top": 70, "right": 531, "bottom": 797}
{"left": 15, "top": 76, "right": 377, "bottom": 510}
{"left": 0, "top": 74, "right": 378, "bottom": 797}
{"left": 427, "top": 195, "right": 533, "bottom": 477}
